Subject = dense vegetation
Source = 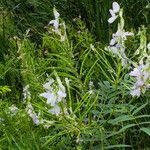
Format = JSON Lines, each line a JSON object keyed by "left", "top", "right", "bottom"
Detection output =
{"left": 0, "top": 0, "right": 150, "bottom": 149}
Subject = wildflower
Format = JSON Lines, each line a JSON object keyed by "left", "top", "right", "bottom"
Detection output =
{"left": 43, "top": 79, "right": 54, "bottom": 90}
{"left": 106, "top": 2, "right": 134, "bottom": 67}
{"left": 40, "top": 76, "right": 66, "bottom": 116}
{"left": 107, "top": 28, "right": 133, "bottom": 66}
{"left": 88, "top": 81, "right": 94, "bottom": 94}
{"left": 26, "top": 102, "right": 40, "bottom": 125}
{"left": 47, "top": 8, "right": 67, "bottom": 42}
{"left": 9, "top": 105, "right": 18, "bottom": 112}
{"left": 130, "top": 88, "right": 141, "bottom": 97}
{"left": 108, "top": 2, "right": 120, "bottom": 23}
{"left": 48, "top": 7, "right": 60, "bottom": 33}
{"left": 48, "top": 104, "right": 61, "bottom": 116}
{"left": 23, "top": 85, "right": 31, "bottom": 103}
{"left": 129, "top": 59, "right": 150, "bottom": 97}
{"left": 8, "top": 105, "right": 18, "bottom": 116}
{"left": 110, "top": 30, "right": 133, "bottom": 46}
{"left": 40, "top": 92, "right": 57, "bottom": 106}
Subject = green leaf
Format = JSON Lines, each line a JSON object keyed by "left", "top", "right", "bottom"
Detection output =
{"left": 140, "top": 127, "right": 150, "bottom": 136}
{"left": 108, "top": 115, "right": 134, "bottom": 125}
{"left": 132, "top": 102, "right": 148, "bottom": 115}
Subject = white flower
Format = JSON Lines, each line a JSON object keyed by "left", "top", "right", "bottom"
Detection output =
{"left": 147, "top": 84, "right": 150, "bottom": 88}
{"left": 130, "top": 88, "right": 141, "bottom": 97}
{"left": 57, "top": 90, "right": 66, "bottom": 101}
{"left": 48, "top": 104, "right": 61, "bottom": 116}
{"left": 109, "top": 46, "right": 120, "bottom": 55}
{"left": 108, "top": 2, "right": 120, "bottom": 24}
{"left": 135, "top": 79, "right": 144, "bottom": 87}
{"left": 40, "top": 92, "right": 57, "bottom": 106}
{"left": 48, "top": 7, "right": 60, "bottom": 33}
{"left": 108, "top": 28, "right": 133, "bottom": 66}
{"left": 112, "top": 2, "right": 120, "bottom": 13}
{"left": 110, "top": 38, "right": 116, "bottom": 46}
{"left": 110, "top": 30, "right": 133, "bottom": 45}
{"left": 43, "top": 79, "right": 54, "bottom": 91}
{"left": 108, "top": 14, "right": 118, "bottom": 24}
{"left": 129, "top": 68, "right": 142, "bottom": 77}
{"left": 124, "top": 32, "right": 134, "bottom": 36}
{"left": 23, "top": 85, "right": 31, "bottom": 102}
{"left": 129, "top": 59, "right": 150, "bottom": 97}
{"left": 40, "top": 76, "right": 67, "bottom": 116}
{"left": 26, "top": 103, "right": 40, "bottom": 125}
{"left": 8, "top": 105, "right": 18, "bottom": 112}
{"left": 8, "top": 105, "right": 18, "bottom": 116}
{"left": 48, "top": 20, "right": 59, "bottom": 31}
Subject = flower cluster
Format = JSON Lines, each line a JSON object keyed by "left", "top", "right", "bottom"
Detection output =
{"left": 40, "top": 76, "right": 67, "bottom": 116}
{"left": 26, "top": 102, "right": 54, "bottom": 128}
{"left": 8, "top": 105, "right": 18, "bottom": 116}
{"left": 23, "top": 85, "right": 31, "bottom": 103}
{"left": 26, "top": 102, "right": 41, "bottom": 125}
{"left": 106, "top": 2, "right": 133, "bottom": 66}
{"left": 47, "top": 7, "right": 67, "bottom": 41}
{"left": 129, "top": 53, "right": 150, "bottom": 97}
{"left": 48, "top": 7, "right": 60, "bottom": 33}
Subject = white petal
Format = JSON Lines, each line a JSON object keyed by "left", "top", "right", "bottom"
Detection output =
{"left": 43, "top": 79, "right": 54, "bottom": 90}
{"left": 135, "top": 79, "right": 144, "bottom": 87}
{"left": 110, "top": 46, "right": 119, "bottom": 55}
{"left": 110, "top": 38, "right": 116, "bottom": 45}
{"left": 114, "top": 30, "right": 121, "bottom": 37}
{"left": 129, "top": 68, "right": 141, "bottom": 77}
{"left": 112, "top": 2, "right": 120, "bottom": 13}
{"left": 40, "top": 92, "right": 51, "bottom": 99}
{"left": 130, "top": 88, "right": 141, "bottom": 97}
{"left": 108, "top": 15, "right": 118, "bottom": 24}
{"left": 53, "top": 21, "right": 59, "bottom": 30}
{"left": 48, "top": 20, "right": 59, "bottom": 30}
{"left": 47, "top": 93, "right": 57, "bottom": 106}
{"left": 109, "top": 9, "right": 115, "bottom": 16}
{"left": 9, "top": 105, "right": 18, "bottom": 112}
{"left": 48, "top": 20, "right": 55, "bottom": 26}
{"left": 124, "top": 32, "right": 134, "bottom": 36}
{"left": 57, "top": 90, "right": 66, "bottom": 98}
{"left": 48, "top": 105, "right": 61, "bottom": 116}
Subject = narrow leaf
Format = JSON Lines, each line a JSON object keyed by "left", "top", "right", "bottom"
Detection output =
{"left": 140, "top": 127, "right": 150, "bottom": 136}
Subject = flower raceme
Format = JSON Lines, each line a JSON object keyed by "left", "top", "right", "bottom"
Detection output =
{"left": 47, "top": 7, "right": 67, "bottom": 42}
{"left": 48, "top": 7, "right": 60, "bottom": 33}
{"left": 40, "top": 77, "right": 67, "bottom": 116}
{"left": 110, "top": 31, "right": 134, "bottom": 46}
{"left": 106, "top": 2, "right": 134, "bottom": 66}
{"left": 108, "top": 2, "right": 120, "bottom": 24}
{"left": 129, "top": 58, "right": 150, "bottom": 97}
